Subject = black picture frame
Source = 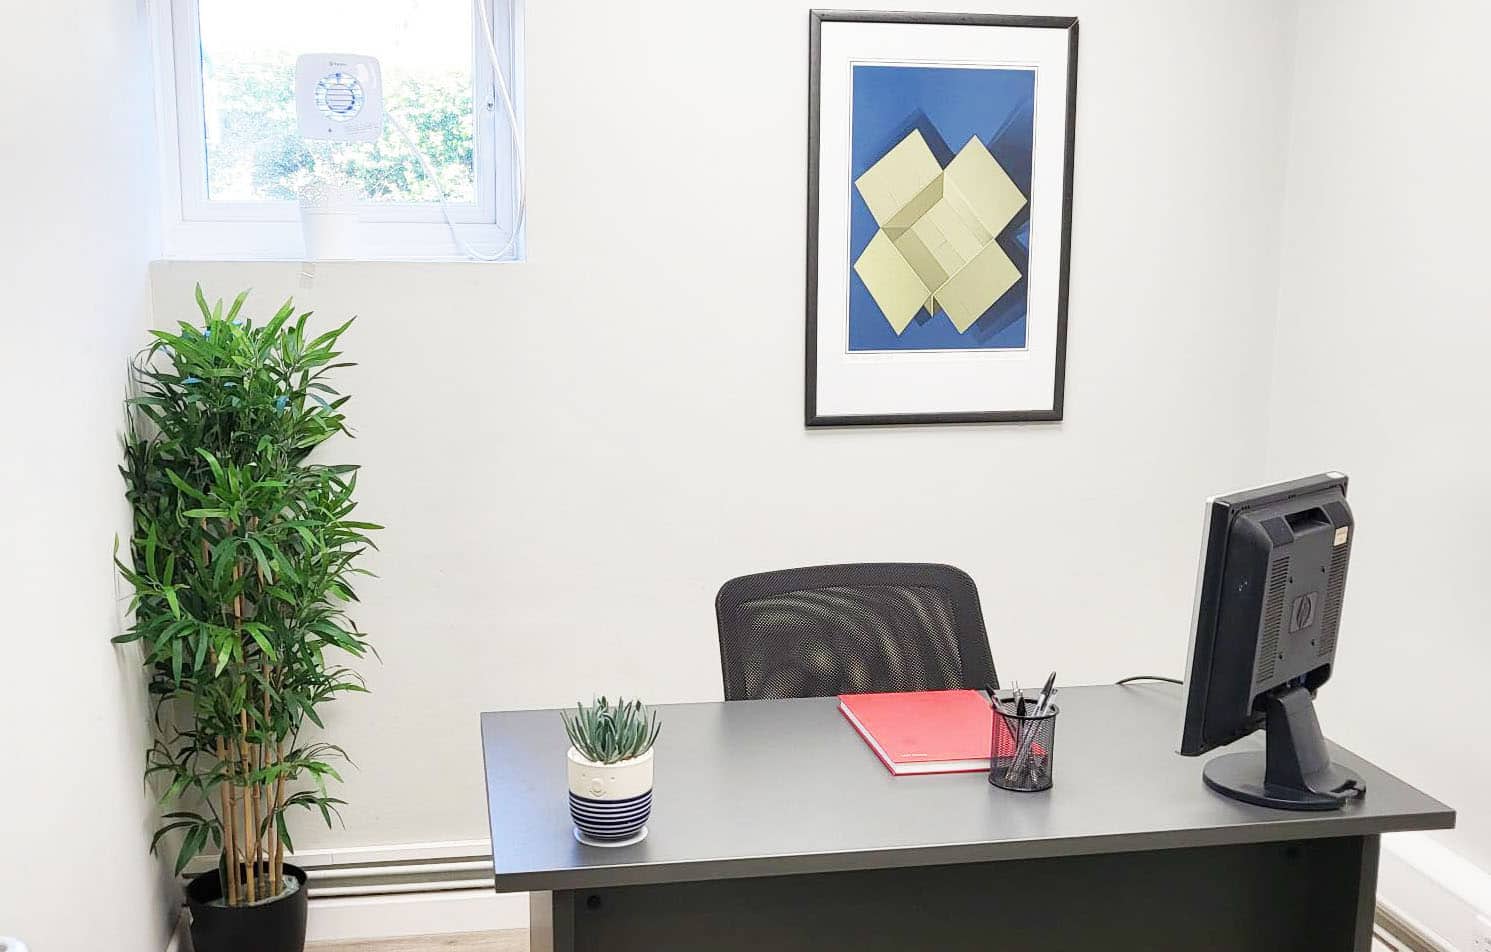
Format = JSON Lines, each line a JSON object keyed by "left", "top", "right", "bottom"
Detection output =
{"left": 805, "top": 10, "right": 1079, "bottom": 427}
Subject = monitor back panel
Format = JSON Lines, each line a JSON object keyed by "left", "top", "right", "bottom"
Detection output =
{"left": 1183, "top": 474, "right": 1353, "bottom": 753}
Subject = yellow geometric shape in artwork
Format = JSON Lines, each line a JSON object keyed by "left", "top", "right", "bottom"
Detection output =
{"left": 943, "top": 136, "right": 1029, "bottom": 238}
{"left": 891, "top": 219, "right": 956, "bottom": 300}
{"left": 852, "top": 130, "right": 1029, "bottom": 336}
{"left": 882, "top": 177, "right": 945, "bottom": 235}
{"left": 936, "top": 239, "right": 1022, "bottom": 333}
{"left": 852, "top": 231, "right": 932, "bottom": 334}
{"left": 853, "top": 130, "right": 943, "bottom": 228}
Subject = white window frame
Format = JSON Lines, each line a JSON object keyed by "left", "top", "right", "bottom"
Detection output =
{"left": 148, "top": 0, "right": 524, "bottom": 261}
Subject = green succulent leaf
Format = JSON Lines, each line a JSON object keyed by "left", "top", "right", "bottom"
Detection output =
{"left": 561, "top": 696, "right": 661, "bottom": 764}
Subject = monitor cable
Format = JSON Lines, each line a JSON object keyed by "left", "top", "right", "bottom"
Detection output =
{"left": 1116, "top": 675, "right": 1182, "bottom": 686}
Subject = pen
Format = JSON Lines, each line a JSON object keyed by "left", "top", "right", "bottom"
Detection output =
{"left": 1007, "top": 671, "right": 1057, "bottom": 783}
{"left": 1032, "top": 671, "right": 1057, "bottom": 717}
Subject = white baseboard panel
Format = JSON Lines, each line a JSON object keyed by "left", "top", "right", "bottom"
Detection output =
{"left": 1378, "top": 832, "right": 1491, "bottom": 952}
{"left": 287, "top": 837, "right": 529, "bottom": 942}
{"left": 306, "top": 889, "right": 527, "bottom": 943}
{"left": 165, "top": 910, "right": 188, "bottom": 952}
{"left": 291, "top": 838, "right": 495, "bottom": 870}
{"left": 162, "top": 890, "right": 525, "bottom": 948}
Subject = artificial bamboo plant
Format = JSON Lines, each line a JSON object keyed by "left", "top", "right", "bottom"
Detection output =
{"left": 115, "top": 288, "right": 379, "bottom": 906}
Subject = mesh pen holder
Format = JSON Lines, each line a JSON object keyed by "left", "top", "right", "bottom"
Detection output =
{"left": 990, "top": 704, "right": 1058, "bottom": 792}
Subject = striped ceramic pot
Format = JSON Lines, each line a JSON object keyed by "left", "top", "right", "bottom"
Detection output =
{"left": 567, "top": 747, "right": 653, "bottom": 847}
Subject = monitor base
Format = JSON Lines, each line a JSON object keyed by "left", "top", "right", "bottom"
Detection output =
{"left": 1201, "top": 685, "right": 1366, "bottom": 812}
{"left": 1203, "top": 751, "right": 1365, "bottom": 810}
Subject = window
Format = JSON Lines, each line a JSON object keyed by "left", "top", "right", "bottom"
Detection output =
{"left": 152, "top": 0, "right": 523, "bottom": 260}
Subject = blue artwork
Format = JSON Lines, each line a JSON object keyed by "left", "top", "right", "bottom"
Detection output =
{"left": 848, "top": 64, "right": 1035, "bottom": 352}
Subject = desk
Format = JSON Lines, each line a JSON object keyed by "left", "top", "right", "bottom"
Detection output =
{"left": 481, "top": 684, "right": 1452, "bottom": 951}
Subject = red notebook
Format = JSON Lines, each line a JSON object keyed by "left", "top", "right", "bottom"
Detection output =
{"left": 839, "top": 689, "right": 1008, "bottom": 776}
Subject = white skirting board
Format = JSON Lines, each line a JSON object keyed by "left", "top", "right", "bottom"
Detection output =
{"left": 289, "top": 839, "right": 526, "bottom": 942}
{"left": 1377, "top": 832, "right": 1491, "bottom": 952}
{"left": 170, "top": 838, "right": 528, "bottom": 945}
{"left": 163, "top": 834, "right": 1489, "bottom": 948}
{"left": 305, "top": 890, "right": 527, "bottom": 943}
{"left": 162, "top": 890, "right": 527, "bottom": 948}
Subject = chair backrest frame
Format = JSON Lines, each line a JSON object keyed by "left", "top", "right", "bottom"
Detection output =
{"left": 714, "top": 562, "right": 998, "bottom": 701}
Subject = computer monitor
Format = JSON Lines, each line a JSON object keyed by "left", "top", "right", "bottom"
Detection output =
{"left": 1179, "top": 473, "right": 1365, "bottom": 811}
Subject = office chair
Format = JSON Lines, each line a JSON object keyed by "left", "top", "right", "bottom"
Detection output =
{"left": 714, "top": 563, "right": 997, "bottom": 701}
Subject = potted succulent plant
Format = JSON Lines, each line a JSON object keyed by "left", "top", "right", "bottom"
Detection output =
{"left": 114, "top": 288, "right": 379, "bottom": 952}
{"left": 562, "top": 698, "right": 661, "bottom": 847}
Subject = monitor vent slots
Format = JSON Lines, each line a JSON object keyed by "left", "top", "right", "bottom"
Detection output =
{"left": 1256, "top": 556, "right": 1289, "bottom": 685}
{"left": 1318, "top": 545, "right": 1348, "bottom": 657}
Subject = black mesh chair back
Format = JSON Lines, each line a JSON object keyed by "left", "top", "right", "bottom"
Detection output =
{"left": 714, "top": 563, "right": 997, "bottom": 701}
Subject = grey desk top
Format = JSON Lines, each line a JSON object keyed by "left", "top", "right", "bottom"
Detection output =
{"left": 480, "top": 684, "right": 1453, "bottom": 893}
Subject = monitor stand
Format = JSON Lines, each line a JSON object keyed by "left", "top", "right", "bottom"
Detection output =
{"left": 1202, "top": 685, "right": 1366, "bottom": 811}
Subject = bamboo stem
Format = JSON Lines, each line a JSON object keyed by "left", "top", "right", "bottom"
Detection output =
{"left": 204, "top": 530, "right": 240, "bottom": 906}
{"left": 247, "top": 515, "right": 280, "bottom": 898}
{"left": 262, "top": 667, "right": 277, "bottom": 889}
{"left": 227, "top": 778, "right": 242, "bottom": 904}
{"left": 251, "top": 742, "right": 265, "bottom": 897}
{"left": 229, "top": 528, "right": 263, "bottom": 901}
{"left": 272, "top": 739, "right": 287, "bottom": 882}
{"left": 239, "top": 721, "right": 256, "bottom": 903}
{"left": 216, "top": 737, "right": 238, "bottom": 906}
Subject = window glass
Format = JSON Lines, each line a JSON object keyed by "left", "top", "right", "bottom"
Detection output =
{"left": 197, "top": 0, "right": 477, "bottom": 203}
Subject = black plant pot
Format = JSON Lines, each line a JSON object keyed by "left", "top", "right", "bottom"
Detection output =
{"left": 185, "top": 863, "right": 308, "bottom": 952}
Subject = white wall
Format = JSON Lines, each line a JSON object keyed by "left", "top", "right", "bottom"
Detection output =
{"left": 2, "top": 0, "right": 1483, "bottom": 945}
{"left": 0, "top": 1, "right": 174, "bottom": 950}
{"left": 152, "top": 0, "right": 1299, "bottom": 853}
{"left": 1266, "top": 0, "right": 1491, "bottom": 939}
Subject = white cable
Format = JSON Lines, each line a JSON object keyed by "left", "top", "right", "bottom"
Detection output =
{"left": 391, "top": 0, "right": 525, "bottom": 262}
{"left": 387, "top": 111, "right": 500, "bottom": 261}
{"left": 476, "top": 0, "right": 526, "bottom": 256}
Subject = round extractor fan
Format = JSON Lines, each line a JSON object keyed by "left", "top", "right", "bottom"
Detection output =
{"left": 314, "top": 72, "right": 365, "bottom": 121}
{"left": 296, "top": 54, "right": 384, "bottom": 142}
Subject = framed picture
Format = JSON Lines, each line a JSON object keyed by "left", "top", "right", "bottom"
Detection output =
{"left": 806, "top": 11, "right": 1078, "bottom": 426}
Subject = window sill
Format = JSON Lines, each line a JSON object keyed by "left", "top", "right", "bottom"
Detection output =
{"left": 155, "top": 254, "right": 524, "bottom": 265}
{"left": 160, "top": 220, "right": 524, "bottom": 264}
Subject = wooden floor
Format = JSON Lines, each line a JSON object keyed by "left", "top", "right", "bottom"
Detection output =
{"left": 308, "top": 932, "right": 527, "bottom": 952}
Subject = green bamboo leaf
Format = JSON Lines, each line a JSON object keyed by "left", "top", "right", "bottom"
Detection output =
{"left": 300, "top": 697, "right": 325, "bottom": 728}
{"left": 243, "top": 537, "right": 274, "bottom": 583}
{"left": 276, "top": 813, "right": 295, "bottom": 853}
{"left": 165, "top": 469, "right": 210, "bottom": 503}
{"left": 144, "top": 524, "right": 158, "bottom": 577}
{"left": 214, "top": 643, "right": 233, "bottom": 676}
{"left": 195, "top": 448, "right": 226, "bottom": 485}
{"left": 247, "top": 627, "right": 278, "bottom": 663}
{"left": 265, "top": 300, "right": 295, "bottom": 338}
{"left": 174, "top": 823, "right": 207, "bottom": 875}
{"left": 150, "top": 820, "right": 195, "bottom": 855}
{"left": 225, "top": 289, "right": 250, "bottom": 323}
